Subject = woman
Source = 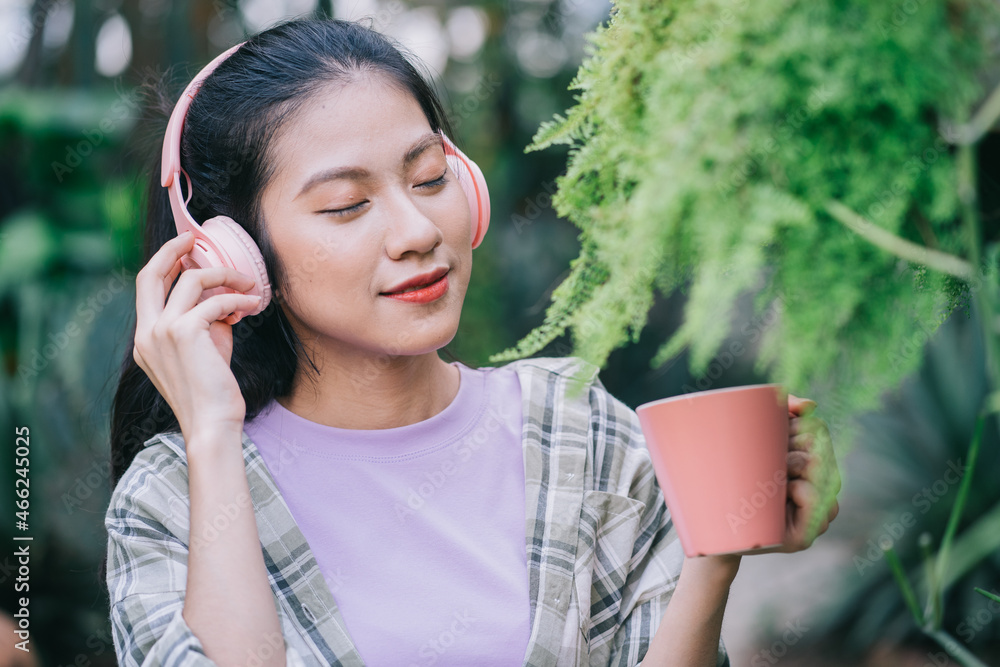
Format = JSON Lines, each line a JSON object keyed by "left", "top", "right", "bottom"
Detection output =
{"left": 105, "top": 17, "right": 839, "bottom": 667}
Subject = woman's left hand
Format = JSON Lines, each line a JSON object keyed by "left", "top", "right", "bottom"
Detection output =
{"left": 768, "top": 394, "right": 842, "bottom": 553}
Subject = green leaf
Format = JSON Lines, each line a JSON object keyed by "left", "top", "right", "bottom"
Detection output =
{"left": 884, "top": 545, "right": 925, "bottom": 627}
{"left": 934, "top": 415, "right": 984, "bottom": 597}
{"left": 974, "top": 588, "right": 1000, "bottom": 604}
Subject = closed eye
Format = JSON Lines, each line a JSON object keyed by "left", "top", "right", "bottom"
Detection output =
{"left": 417, "top": 172, "right": 448, "bottom": 189}
{"left": 319, "top": 201, "right": 368, "bottom": 217}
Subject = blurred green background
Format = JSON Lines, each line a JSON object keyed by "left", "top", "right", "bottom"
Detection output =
{"left": 0, "top": 0, "right": 997, "bottom": 665}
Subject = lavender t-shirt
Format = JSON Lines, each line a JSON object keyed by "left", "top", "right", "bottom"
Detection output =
{"left": 244, "top": 361, "right": 530, "bottom": 666}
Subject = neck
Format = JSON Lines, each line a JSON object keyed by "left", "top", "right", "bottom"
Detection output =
{"left": 276, "top": 346, "right": 461, "bottom": 430}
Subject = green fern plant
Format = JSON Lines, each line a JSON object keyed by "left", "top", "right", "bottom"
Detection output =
{"left": 493, "top": 0, "right": 997, "bottom": 421}
{"left": 492, "top": 0, "right": 998, "bottom": 473}
{"left": 491, "top": 0, "right": 1000, "bottom": 659}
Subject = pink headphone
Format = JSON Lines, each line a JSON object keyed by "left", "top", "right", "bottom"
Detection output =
{"left": 161, "top": 41, "right": 491, "bottom": 325}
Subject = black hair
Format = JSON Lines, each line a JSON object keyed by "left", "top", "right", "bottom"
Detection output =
{"left": 109, "top": 18, "right": 458, "bottom": 490}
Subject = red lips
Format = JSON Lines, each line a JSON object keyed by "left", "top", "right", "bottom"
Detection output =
{"left": 381, "top": 268, "right": 449, "bottom": 295}
{"left": 380, "top": 268, "right": 450, "bottom": 304}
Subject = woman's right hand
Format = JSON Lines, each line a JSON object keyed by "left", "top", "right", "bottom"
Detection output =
{"left": 132, "top": 231, "right": 263, "bottom": 439}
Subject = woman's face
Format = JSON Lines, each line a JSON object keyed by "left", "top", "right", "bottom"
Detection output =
{"left": 259, "top": 73, "right": 473, "bottom": 359}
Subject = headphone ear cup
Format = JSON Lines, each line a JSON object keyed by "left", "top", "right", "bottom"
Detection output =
{"left": 463, "top": 155, "right": 490, "bottom": 248}
{"left": 443, "top": 143, "right": 490, "bottom": 249}
{"left": 200, "top": 216, "right": 272, "bottom": 324}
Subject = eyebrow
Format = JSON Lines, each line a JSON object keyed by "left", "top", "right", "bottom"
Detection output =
{"left": 293, "top": 132, "right": 443, "bottom": 201}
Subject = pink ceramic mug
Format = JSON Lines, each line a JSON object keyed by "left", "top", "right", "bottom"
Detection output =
{"left": 636, "top": 384, "right": 789, "bottom": 557}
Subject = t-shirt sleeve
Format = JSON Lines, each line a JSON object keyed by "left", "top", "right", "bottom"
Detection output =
{"left": 583, "top": 380, "right": 729, "bottom": 667}
{"left": 104, "top": 441, "right": 308, "bottom": 667}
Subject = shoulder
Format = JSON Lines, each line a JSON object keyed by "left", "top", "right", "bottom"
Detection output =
{"left": 499, "top": 355, "right": 608, "bottom": 412}
{"left": 502, "top": 355, "right": 641, "bottom": 433}
{"left": 499, "top": 355, "right": 603, "bottom": 387}
{"left": 105, "top": 432, "right": 192, "bottom": 533}
{"left": 114, "top": 432, "right": 191, "bottom": 492}
{"left": 501, "top": 356, "right": 651, "bottom": 493}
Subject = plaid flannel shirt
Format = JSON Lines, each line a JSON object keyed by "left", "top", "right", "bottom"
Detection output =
{"left": 105, "top": 356, "right": 729, "bottom": 666}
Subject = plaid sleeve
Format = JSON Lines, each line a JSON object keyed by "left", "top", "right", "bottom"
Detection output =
{"left": 105, "top": 439, "right": 308, "bottom": 667}
{"left": 583, "top": 380, "right": 729, "bottom": 667}
{"left": 605, "top": 494, "right": 730, "bottom": 667}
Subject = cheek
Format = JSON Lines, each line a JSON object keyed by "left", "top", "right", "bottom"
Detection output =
{"left": 274, "top": 235, "right": 326, "bottom": 292}
{"left": 274, "top": 231, "right": 372, "bottom": 305}
{"left": 436, "top": 188, "right": 474, "bottom": 250}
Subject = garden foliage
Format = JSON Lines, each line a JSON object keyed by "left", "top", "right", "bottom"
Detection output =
{"left": 493, "top": 0, "right": 997, "bottom": 441}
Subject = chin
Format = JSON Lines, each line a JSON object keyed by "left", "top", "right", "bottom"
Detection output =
{"left": 374, "top": 319, "right": 459, "bottom": 357}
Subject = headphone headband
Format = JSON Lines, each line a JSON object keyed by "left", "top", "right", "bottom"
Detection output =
{"left": 161, "top": 41, "right": 245, "bottom": 189}
{"left": 160, "top": 41, "right": 246, "bottom": 258}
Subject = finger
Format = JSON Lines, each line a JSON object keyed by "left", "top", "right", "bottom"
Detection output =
{"left": 161, "top": 266, "right": 257, "bottom": 321}
{"left": 790, "top": 432, "right": 815, "bottom": 453}
{"left": 787, "top": 450, "right": 812, "bottom": 479}
{"left": 790, "top": 416, "right": 824, "bottom": 438}
{"left": 814, "top": 501, "right": 840, "bottom": 537}
{"left": 788, "top": 478, "right": 818, "bottom": 510}
{"left": 162, "top": 255, "right": 184, "bottom": 299}
{"left": 829, "top": 458, "right": 843, "bottom": 495}
{"left": 791, "top": 413, "right": 833, "bottom": 436}
{"left": 135, "top": 232, "right": 196, "bottom": 330}
{"left": 788, "top": 394, "right": 818, "bottom": 416}
{"left": 805, "top": 422, "right": 842, "bottom": 495}
{"left": 789, "top": 414, "right": 838, "bottom": 500}
{"left": 187, "top": 292, "right": 263, "bottom": 326}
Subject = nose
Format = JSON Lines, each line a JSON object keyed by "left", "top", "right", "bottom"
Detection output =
{"left": 383, "top": 190, "right": 443, "bottom": 260}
